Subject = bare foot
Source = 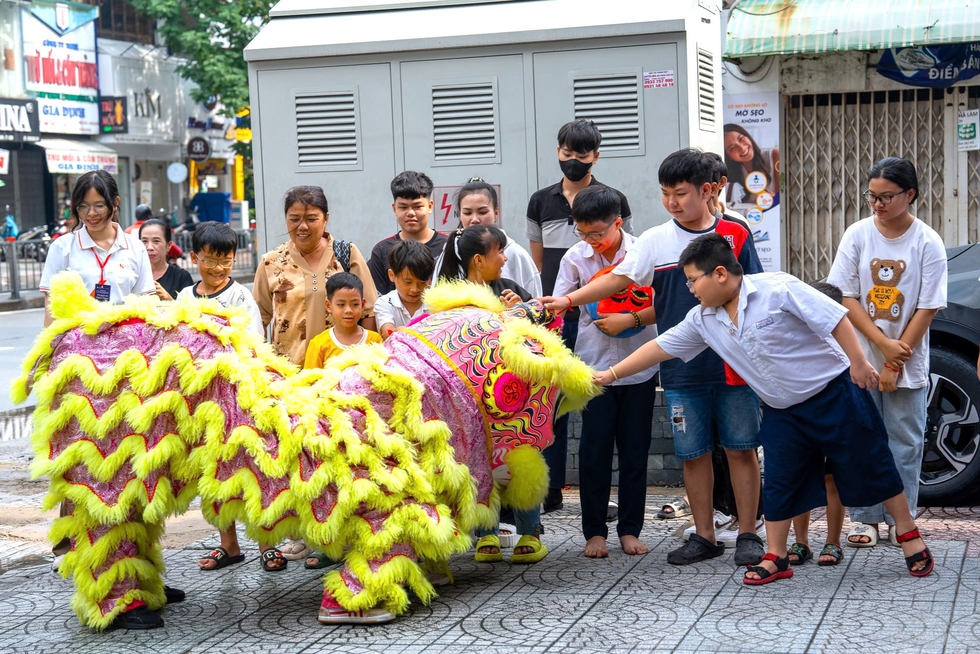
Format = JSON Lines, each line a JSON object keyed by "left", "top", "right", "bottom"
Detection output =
{"left": 584, "top": 536, "right": 609, "bottom": 558}
{"left": 619, "top": 535, "right": 648, "bottom": 555}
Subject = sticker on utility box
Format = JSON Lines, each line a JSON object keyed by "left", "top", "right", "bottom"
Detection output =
{"left": 643, "top": 70, "right": 675, "bottom": 89}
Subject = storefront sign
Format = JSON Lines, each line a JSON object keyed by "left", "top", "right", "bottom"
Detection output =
{"left": 0, "top": 98, "right": 41, "bottom": 142}
{"left": 44, "top": 145, "right": 118, "bottom": 173}
{"left": 22, "top": 2, "right": 99, "bottom": 135}
{"left": 0, "top": 148, "right": 9, "bottom": 175}
{"left": 958, "top": 109, "right": 980, "bottom": 151}
{"left": 878, "top": 43, "right": 980, "bottom": 88}
{"left": 187, "top": 136, "right": 211, "bottom": 162}
{"left": 723, "top": 93, "right": 782, "bottom": 272}
{"left": 99, "top": 96, "right": 127, "bottom": 134}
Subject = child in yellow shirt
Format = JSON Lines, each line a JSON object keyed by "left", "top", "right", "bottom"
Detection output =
{"left": 305, "top": 272, "right": 383, "bottom": 369}
{"left": 302, "top": 272, "right": 382, "bottom": 569}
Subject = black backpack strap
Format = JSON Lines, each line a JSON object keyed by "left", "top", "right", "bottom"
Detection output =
{"left": 333, "top": 239, "right": 351, "bottom": 273}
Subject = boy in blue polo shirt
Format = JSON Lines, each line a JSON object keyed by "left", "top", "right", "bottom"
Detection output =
{"left": 593, "top": 233, "right": 934, "bottom": 585}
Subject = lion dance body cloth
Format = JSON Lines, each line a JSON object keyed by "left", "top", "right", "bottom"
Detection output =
{"left": 12, "top": 274, "right": 597, "bottom": 629}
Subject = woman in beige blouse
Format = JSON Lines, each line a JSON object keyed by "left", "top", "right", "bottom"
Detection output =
{"left": 198, "top": 185, "right": 377, "bottom": 573}
{"left": 253, "top": 185, "right": 377, "bottom": 365}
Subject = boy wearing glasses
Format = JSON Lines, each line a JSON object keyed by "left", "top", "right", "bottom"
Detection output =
{"left": 177, "top": 222, "right": 263, "bottom": 337}
{"left": 544, "top": 148, "right": 766, "bottom": 568}
{"left": 553, "top": 186, "right": 658, "bottom": 558}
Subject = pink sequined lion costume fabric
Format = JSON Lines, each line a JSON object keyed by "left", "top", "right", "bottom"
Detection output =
{"left": 12, "top": 273, "right": 597, "bottom": 629}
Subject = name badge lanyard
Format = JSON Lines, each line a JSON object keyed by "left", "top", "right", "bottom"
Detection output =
{"left": 92, "top": 249, "right": 113, "bottom": 302}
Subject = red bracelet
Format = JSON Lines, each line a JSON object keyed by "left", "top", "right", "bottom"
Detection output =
{"left": 564, "top": 295, "right": 574, "bottom": 310}
{"left": 884, "top": 363, "right": 901, "bottom": 373}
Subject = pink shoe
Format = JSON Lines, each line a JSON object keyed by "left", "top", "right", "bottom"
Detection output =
{"left": 317, "top": 606, "right": 396, "bottom": 624}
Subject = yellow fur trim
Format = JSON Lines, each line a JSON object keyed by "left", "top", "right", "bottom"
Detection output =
{"left": 498, "top": 445, "right": 550, "bottom": 510}
{"left": 497, "top": 319, "right": 599, "bottom": 414}
{"left": 423, "top": 279, "right": 505, "bottom": 314}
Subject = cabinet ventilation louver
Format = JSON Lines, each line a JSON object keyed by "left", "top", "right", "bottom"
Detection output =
{"left": 697, "top": 48, "right": 716, "bottom": 130}
{"left": 573, "top": 74, "right": 641, "bottom": 151}
{"left": 432, "top": 82, "right": 498, "bottom": 161}
{"left": 295, "top": 91, "right": 359, "bottom": 167}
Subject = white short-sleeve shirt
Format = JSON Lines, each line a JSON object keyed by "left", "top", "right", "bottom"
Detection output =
{"left": 39, "top": 225, "right": 155, "bottom": 303}
{"left": 553, "top": 231, "right": 658, "bottom": 386}
{"left": 826, "top": 216, "right": 947, "bottom": 389}
{"left": 177, "top": 279, "right": 265, "bottom": 337}
{"left": 375, "top": 289, "right": 424, "bottom": 330}
{"left": 656, "top": 272, "right": 850, "bottom": 409}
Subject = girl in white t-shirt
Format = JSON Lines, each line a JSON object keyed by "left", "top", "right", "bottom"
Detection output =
{"left": 827, "top": 157, "right": 947, "bottom": 552}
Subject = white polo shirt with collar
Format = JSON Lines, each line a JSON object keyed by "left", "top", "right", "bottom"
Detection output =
{"left": 655, "top": 272, "right": 850, "bottom": 409}
{"left": 40, "top": 225, "right": 155, "bottom": 303}
{"left": 553, "top": 230, "right": 658, "bottom": 386}
{"left": 375, "top": 289, "right": 423, "bottom": 330}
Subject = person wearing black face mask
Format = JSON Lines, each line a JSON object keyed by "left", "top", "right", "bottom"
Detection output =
{"left": 526, "top": 119, "right": 633, "bottom": 514}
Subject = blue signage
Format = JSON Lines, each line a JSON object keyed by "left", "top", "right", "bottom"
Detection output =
{"left": 877, "top": 43, "right": 980, "bottom": 88}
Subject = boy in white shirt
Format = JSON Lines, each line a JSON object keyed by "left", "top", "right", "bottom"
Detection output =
{"left": 375, "top": 239, "right": 433, "bottom": 339}
{"left": 182, "top": 222, "right": 277, "bottom": 573}
{"left": 176, "top": 222, "right": 263, "bottom": 337}
{"left": 594, "top": 233, "right": 934, "bottom": 585}
{"left": 553, "top": 186, "right": 658, "bottom": 558}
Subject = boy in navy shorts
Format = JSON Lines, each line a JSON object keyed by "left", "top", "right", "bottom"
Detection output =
{"left": 545, "top": 149, "right": 765, "bottom": 567}
{"left": 593, "top": 233, "right": 934, "bottom": 584}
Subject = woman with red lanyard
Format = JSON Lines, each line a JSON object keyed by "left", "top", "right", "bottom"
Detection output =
{"left": 37, "top": 170, "right": 173, "bottom": 630}
{"left": 39, "top": 170, "right": 155, "bottom": 326}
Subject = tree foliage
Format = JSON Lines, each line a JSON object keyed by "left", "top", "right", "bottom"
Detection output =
{"left": 128, "top": 0, "right": 275, "bottom": 117}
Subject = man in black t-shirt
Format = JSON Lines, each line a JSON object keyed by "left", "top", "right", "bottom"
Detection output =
{"left": 525, "top": 120, "right": 633, "bottom": 513}
{"left": 368, "top": 171, "right": 447, "bottom": 296}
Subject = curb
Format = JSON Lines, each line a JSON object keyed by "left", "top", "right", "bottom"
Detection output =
{"left": 0, "top": 296, "right": 45, "bottom": 313}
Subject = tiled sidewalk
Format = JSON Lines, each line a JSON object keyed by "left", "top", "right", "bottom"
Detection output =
{"left": 0, "top": 494, "right": 978, "bottom": 654}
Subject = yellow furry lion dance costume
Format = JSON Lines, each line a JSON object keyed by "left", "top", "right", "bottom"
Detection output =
{"left": 12, "top": 272, "right": 597, "bottom": 630}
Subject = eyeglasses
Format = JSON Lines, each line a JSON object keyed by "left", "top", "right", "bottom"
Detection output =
{"left": 200, "top": 257, "right": 235, "bottom": 269}
{"left": 76, "top": 203, "right": 110, "bottom": 216}
{"left": 685, "top": 272, "right": 710, "bottom": 292}
{"left": 573, "top": 224, "right": 614, "bottom": 242}
{"left": 863, "top": 190, "right": 904, "bottom": 206}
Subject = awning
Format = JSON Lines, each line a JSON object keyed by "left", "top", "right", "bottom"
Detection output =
{"left": 35, "top": 138, "right": 118, "bottom": 174}
{"left": 726, "top": 0, "right": 980, "bottom": 58}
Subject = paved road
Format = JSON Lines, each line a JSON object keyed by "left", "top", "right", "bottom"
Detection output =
{"left": 0, "top": 308, "right": 43, "bottom": 413}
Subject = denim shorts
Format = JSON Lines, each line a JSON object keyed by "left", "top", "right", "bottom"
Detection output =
{"left": 663, "top": 384, "right": 761, "bottom": 460}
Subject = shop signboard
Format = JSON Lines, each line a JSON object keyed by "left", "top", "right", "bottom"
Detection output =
{"left": 99, "top": 96, "right": 128, "bottom": 134}
{"left": 22, "top": 1, "right": 100, "bottom": 135}
{"left": 0, "top": 97, "right": 41, "bottom": 142}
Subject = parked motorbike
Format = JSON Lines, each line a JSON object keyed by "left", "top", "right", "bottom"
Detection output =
{"left": 17, "top": 225, "right": 51, "bottom": 262}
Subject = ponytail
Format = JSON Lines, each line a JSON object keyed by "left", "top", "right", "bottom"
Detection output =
{"left": 438, "top": 224, "right": 507, "bottom": 282}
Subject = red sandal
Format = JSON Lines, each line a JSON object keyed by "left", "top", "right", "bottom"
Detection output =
{"left": 743, "top": 552, "right": 794, "bottom": 586}
{"left": 895, "top": 528, "right": 934, "bottom": 577}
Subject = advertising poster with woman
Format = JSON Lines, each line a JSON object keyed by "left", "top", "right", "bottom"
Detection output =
{"left": 723, "top": 93, "right": 781, "bottom": 271}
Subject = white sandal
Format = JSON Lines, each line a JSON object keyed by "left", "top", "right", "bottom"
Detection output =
{"left": 846, "top": 524, "right": 879, "bottom": 548}
{"left": 887, "top": 525, "right": 901, "bottom": 548}
{"left": 280, "top": 539, "right": 314, "bottom": 561}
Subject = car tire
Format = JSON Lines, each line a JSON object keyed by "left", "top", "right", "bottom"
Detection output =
{"left": 919, "top": 346, "right": 980, "bottom": 505}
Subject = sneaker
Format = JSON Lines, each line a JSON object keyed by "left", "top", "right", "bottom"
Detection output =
{"left": 682, "top": 510, "right": 733, "bottom": 541}
{"left": 717, "top": 519, "right": 767, "bottom": 547}
{"left": 317, "top": 607, "right": 397, "bottom": 625}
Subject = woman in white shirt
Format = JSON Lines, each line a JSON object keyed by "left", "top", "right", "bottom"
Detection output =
{"left": 40, "top": 170, "right": 155, "bottom": 327}
{"left": 433, "top": 178, "right": 543, "bottom": 297}
{"left": 37, "top": 170, "right": 165, "bottom": 630}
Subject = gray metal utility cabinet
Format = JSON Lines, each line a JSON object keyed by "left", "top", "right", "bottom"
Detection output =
{"left": 245, "top": 0, "right": 723, "bottom": 254}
